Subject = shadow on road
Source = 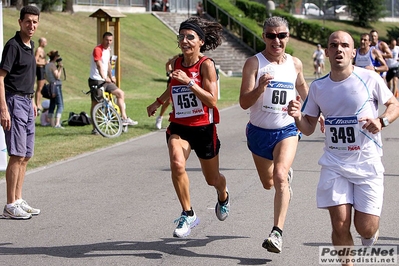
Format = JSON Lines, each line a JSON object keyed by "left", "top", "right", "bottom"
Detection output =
{"left": 0, "top": 235, "right": 271, "bottom": 265}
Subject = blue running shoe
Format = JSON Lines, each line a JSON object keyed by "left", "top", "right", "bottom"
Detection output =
{"left": 215, "top": 189, "right": 230, "bottom": 221}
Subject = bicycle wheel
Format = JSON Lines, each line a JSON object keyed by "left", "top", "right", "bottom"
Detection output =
{"left": 92, "top": 101, "right": 122, "bottom": 138}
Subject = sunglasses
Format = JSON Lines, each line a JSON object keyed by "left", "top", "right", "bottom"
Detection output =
{"left": 177, "top": 34, "right": 196, "bottom": 41}
{"left": 264, "top": 32, "right": 289, "bottom": 40}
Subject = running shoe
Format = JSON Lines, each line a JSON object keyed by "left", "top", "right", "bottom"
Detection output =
{"left": 173, "top": 211, "right": 199, "bottom": 238}
{"left": 361, "top": 229, "right": 379, "bottom": 246}
{"left": 262, "top": 230, "right": 283, "bottom": 253}
{"left": 54, "top": 124, "right": 64, "bottom": 129}
{"left": 215, "top": 189, "right": 230, "bottom": 221}
{"left": 3, "top": 204, "right": 32, "bottom": 220}
{"left": 122, "top": 117, "right": 138, "bottom": 126}
{"left": 16, "top": 199, "right": 40, "bottom": 216}
{"left": 288, "top": 167, "right": 293, "bottom": 202}
{"left": 155, "top": 116, "right": 163, "bottom": 130}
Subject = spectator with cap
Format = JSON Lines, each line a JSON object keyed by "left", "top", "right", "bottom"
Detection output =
{"left": 313, "top": 44, "right": 325, "bottom": 78}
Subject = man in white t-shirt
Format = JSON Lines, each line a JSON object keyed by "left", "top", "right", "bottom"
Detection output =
{"left": 312, "top": 44, "right": 325, "bottom": 78}
{"left": 288, "top": 31, "right": 399, "bottom": 258}
{"left": 386, "top": 38, "right": 399, "bottom": 96}
{"left": 88, "top": 32, "right": 137, "bottom": 134}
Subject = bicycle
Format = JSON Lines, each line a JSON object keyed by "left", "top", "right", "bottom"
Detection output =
{"left": 85, "top": 83, "right": 128, "bottom": 138}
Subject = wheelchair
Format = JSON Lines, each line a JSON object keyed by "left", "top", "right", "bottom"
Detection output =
{"left": 87, "top": 83, "right": 128, "bottom": 138}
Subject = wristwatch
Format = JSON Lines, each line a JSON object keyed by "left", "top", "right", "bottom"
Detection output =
{"left": 379, "top": 117, "right": 389, "bottom": 127}
{"left": 187, "top": 80, "right": 195, "bottom": 88}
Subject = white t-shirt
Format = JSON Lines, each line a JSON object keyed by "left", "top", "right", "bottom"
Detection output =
{"left": 90, "top": 44, "right": 111, "bottom": 81}
{"left": 249, "top": 53, "right": 297, "bottom": 129}
{"left": 314, "top": 49, "right": 325, "bottom": 61}
{"left": 386, "top": 45, "right": 399, "bottom": 69}
{"left": 302, "top": 66, "right": 393, "bottom": 176}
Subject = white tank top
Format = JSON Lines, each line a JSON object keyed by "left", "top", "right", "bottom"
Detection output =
{"left": 249, "top": 53, "right": 297, "bottom": 129}
{"left": 354, "top": 48, "right": 375, "bottom": 68}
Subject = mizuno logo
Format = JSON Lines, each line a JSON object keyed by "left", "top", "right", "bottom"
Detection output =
{"left": 268, "top": 81, "right": 294, "bottom": 89}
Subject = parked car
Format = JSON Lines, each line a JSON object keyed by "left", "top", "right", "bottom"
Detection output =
{"left": 302, "top": 3, "right": 324, "bottom": 16}
{"left": 325, "top": 5, "right": 347, "bottom": 15}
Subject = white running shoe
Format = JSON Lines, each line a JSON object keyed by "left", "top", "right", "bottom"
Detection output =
{"left": 123, "top": 117, "right": 138, "bottom": 126}
{"left": 155, "top": 116, "right": 163, "bottom": 130}
{"left": 262, "top": 230, "right": 283, "bottom": 253}
{"left": 173, "top": 211, "right": 199, "bottom": 238}
{"left": 3, "top": 204, "right": 32, "bottom": 220}
{"left": 16, "top": 199, "right": 40, "bottom": 216}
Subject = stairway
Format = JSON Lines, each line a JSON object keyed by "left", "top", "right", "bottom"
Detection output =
{"left": 153, "top": 12, "right": 254, "bottom": 76}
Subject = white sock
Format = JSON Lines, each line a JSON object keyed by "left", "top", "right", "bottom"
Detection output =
{"left": 14, "top": 198, "right": 23, "bottom": 205}
{"left": 361, "top": 230, "right": 379, "bottom": 246}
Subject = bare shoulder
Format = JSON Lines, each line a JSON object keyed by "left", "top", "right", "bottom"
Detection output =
{"left": 380, "top": 41, "right": 390, "bottom": 51}
{"left": 201, "top": 57, "right": 218, "bottom": 71}
{"left": 291, "top": 56, "right": 304, "bottom": 71}
{"left": 243, "top": 55, "right": 259, "bottom": 70}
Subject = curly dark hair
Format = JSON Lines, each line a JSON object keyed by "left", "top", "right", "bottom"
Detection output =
{"left": 180, "top": 16, "right": 223, "bottom": 53}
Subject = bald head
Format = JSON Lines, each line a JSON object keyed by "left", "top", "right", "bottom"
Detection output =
{"left": 325, "top": 31, "right": 356, "bottom": 76}
{"left": 38, "top": 37, "right": 47, "bottom": 47}
{"left": 328, "top": 31, "right": 354, "bottom": 48}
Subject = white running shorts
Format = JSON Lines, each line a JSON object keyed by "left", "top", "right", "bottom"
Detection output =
{"left": 316, "top": 166, "right": 384, "bottom": 216}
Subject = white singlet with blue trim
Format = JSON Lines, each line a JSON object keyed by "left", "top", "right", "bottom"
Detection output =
{"left": 249, "top": 53, "right": 297, "bottom": 129}
{"left": 302, "top": 66, "right": 393, "bottom": 176}
{"left": 354, "top": 47, "right": 376, "bottom": 68}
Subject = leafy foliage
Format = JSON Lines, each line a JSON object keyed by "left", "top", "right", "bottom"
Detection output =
{"left": 347, "top": 0, "right": 385, "bottom": 27}
{"left": 386, "top": 26, "right": 399, "bottom": 41}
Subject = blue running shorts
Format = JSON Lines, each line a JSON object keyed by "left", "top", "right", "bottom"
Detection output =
{"left": 246, "top": 122, "right": 301, "bottom": 160}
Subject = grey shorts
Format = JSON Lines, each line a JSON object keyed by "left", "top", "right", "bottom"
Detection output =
{"left": 4, "top": 93, "right": 35, "bottom": 157}
{"left": 88, "top": 78, "right": 118, "bottom": 102}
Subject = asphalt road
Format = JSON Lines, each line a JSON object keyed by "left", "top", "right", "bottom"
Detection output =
{"left": 0, "top": 104, "right": 398, "bottom": 266}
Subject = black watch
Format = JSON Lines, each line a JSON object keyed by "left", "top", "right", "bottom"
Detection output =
{"left": 379, "top": 117, "right": 389, "bottom": 127}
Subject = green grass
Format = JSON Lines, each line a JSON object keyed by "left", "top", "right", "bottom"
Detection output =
{"left": 1, "top": 8, "right": 394, "bottom": 175}
{"left": 1, "top": 9, "right": 242, "bottom": 174}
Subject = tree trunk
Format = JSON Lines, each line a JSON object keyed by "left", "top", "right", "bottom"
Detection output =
{"left": 16, "top": 0, "right": 23, "bottom": 10}
{"left": 64, "top": 0, "right": 74, "bottom": 13}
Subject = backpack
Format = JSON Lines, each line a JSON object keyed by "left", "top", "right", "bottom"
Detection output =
{"left": 41, "top": 82, "right": 56, "bottom": 99}
{"left": 66, "top": 112, "right": 92, "bottom": 126}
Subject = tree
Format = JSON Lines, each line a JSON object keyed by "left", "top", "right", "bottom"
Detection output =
{"left": 42, "top": 0, "right": 60, "bottom": 11}
{"left": 347, "top": 0, "right": 385, "bottom": 27}
{"left": 64, "top": 0, "right": 74, "bottom": 13}
{"left": 15, "top": 0, "right": 28, "bottom": 10}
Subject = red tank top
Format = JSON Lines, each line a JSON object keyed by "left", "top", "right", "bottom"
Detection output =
{"left": 169, "top": 56, "right": 220, "bottom": 126}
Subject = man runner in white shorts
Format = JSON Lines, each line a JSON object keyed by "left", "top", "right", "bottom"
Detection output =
{"left": 288, "top": 31, "right": 399, "bottom": 265}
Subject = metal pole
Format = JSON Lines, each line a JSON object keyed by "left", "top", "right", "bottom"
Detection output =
{"left": 392, "top": 0, "right": 394, "bottom": 17}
